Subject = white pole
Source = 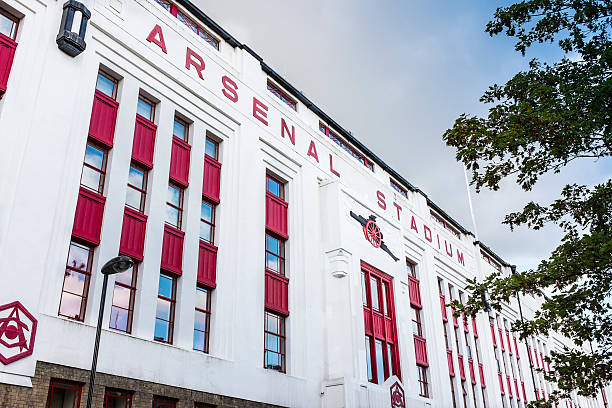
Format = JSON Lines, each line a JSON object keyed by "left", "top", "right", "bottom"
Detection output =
{"left": 463, "top": 164, "right": 479, "bottom": 241}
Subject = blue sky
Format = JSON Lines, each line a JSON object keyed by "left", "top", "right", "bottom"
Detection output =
{"left": 194, "top": 0, "right": 611, "bottom": 270}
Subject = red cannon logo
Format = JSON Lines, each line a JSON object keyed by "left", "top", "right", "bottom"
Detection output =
{"left": 0, "top": 301, "right": 37, "bottom": 365}
{"left": 350, "top": 211, "right": 399, "bottom": 261}
{"left": 389, "top": 381, "right": 405, "bottom": 408}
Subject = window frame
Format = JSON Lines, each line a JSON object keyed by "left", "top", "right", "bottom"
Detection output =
{"left": 390, "top": 179, "right": 408, "bottom": 198}
{"left": 95, "top": 71, "right": 118, "bottom": 100}
{"left": 264, "top": 310, "right": 286, "bottom": 373}
{"left": 46, "top": 379, "right": 82, "bottom": 408}
{"left": 265, "top": 173, "right": 285, "bottom": 200}
{"left": 59, "top": 241, "right": 93, "bottom": 322}
{"left": 205, "top": 136, "right": 219, "bottom": 160}
{"left": 193, "top": 285, "right": 212, "bottom": 353}
{"left": 104, "top": 388, "right": 133, "bottom": 408}
{"left": 417, "top": 365, "right": 430, "bottom": 398}
{"left": 81, "top": 142, "right": 108, "bottom": 194}
{"left": 265, "top": 232, "right": 286, "bottom": 276}
{"left": 430, "top": 211, "right": 461, "bottom": 238}
{"left": 174, "top": 8, "right": 220, "bottom": 50}
{"left": 136, "top": 95, "right": 156, "bottom": 122}
{"left": 199, "top": 199, "right": 216, "bottom": 245}
{"left": 319, "top": 122, "right": 374, "bottom": 171}
{"left": 267, "top": 80, "right": 297, "bottom": 111}
{"left": 0, "top": 8, "right": 19, "bottom": 40}
{"left": 126, "top": 163, "right": 148, "bottom": 213}
{"left": 154, "top": 273, "right": 177, "bottom": 344}
{"left": 109, "top": 262, "right": 138, "bottom": 334}
{"left": 165, "top": 183, "right": 184, "bottom": 230}
{"left": 152, "top": 396, "right": 177, "bottom": 408}
{"left": 172, "top": 116, "right": 189, "bottom": 143}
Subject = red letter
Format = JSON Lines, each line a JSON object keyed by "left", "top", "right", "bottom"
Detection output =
{"left": 186, "top": 47, "right": 205, "bottom": 79}
{"left": 307, "top": 140, "right": 319, "bottom": 163}
{"left": 423, "top": 225, "right": 433, "bottom": 242}
{"left": 377, "top": 191, "right": 386, "bottom": 210}
{"left": 329, "top": 154, "right": 340, "bottom": 177}
{"left": 221, "top": 75, "right": 238, "bottom": 102}
{"left": 410, "top": 216, "right": 418, "bottom": 233}
{"left": 393, "top": 202, "right": 402, "bottom": 220}
{"left": 437, "top": 234, "right": 441, "bottom": 249}
{"left": 253, "top": 98, "right": 268, "bottom": 126}
{"left": 146, "top": 25, "right": 167, "bottom": 54}
{"left": 281, "top": 118, "right": 295, "bottom": 145}
{"left": 445, "top": 240, "right": 453, "bottom": 257}
{"left": 457, "top": 250, "right": 465, "bottom": 266}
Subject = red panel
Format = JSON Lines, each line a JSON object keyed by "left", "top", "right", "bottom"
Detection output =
{"left": 491, "top": 323, "right": 497, "bottom": 347}
{"left": 440, "top": 294, "right": 447, "bottom": 321}
{"left": 160, "top": 225, "right": 184, "bottom": 276}
{"left": 458, "top": 354, "right": 465, "bottom": 380}
{"left": 413, "top": 335, "right": 428, "bottom": 367}
{"left": 363, "top": 308, "right": 373, "bottom": 335}
{"left": 507, "top": 375, "right": 513, "bottom": 398}
{"left": 540, "top": 352, "right": 544, "bottom": 368}
{"left": 452, "top": 306, "right": 459, "bottom": 328}
{"left": 0, "top": 34, "right": 17, "bottom": 98}
{"left": 499, "top": 328, "right": 505, "bottom": 351}
{"left": 197, "top": 240, "right": 217, "bottom": 288}
{"left": 88, "top": 90, "right": 119, "bottom": 148}
{"left": 407, "top": 276, "right": 422, "bottom": 309}
{"left": 72, "top": 187, "right": 106, "bottom": 246}
{"left": 372, "top": 313, "right": 385, "bottom": 339}
{"left": 384, "top": 317, "right": 393, "bottom": 342}
{"left": 478, "top": 363, "right": 485, "bottom": 388}
{"left": 499, "top": 372, "right": 504, "bottom": 394}
{"left": 468, "top": 358, "right": 476, "bottom": 384}
{"left": 202, "top": 156, "right": 221, "bottom": 203}
{"left": 472, "top": 318, "right": 478, "bottom": 337}
{"left": 507, "top": 331, "right": 512, "bottom": 354}
{"left": 119, "top": 207, "right": 147, "bottom": 261}
{"left": 522, "top": 382, "right": 526, "bottom": 401}
{"left": 462, "top": 313, "right": 469, "bottom": 333}
{"left": 514, "top": 336, "right": 519, "bottom": 358}
{"left": 265, "top": 192, "right": 288, "bottom": 238}
{"left": 265, "top": 271, "right": 289, "bottom": 316}
{"left": 169, "top": 137, "right": 191, "bottom": 187}
{"left": 515, "top": 378, "right": 520, "bottom": 400}
{"left": 132, "top": 115, "right": 157, "bottom": 169}
{"left": 447, "top": 349, "right": 455, "bottom": 376}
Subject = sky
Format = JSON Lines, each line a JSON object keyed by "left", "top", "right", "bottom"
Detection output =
{"left": 192, "top": 0, "right": 611, "bottom": 271}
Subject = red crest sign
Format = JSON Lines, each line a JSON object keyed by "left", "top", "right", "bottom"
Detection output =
{"left": 0, "top": 301, "right": 37, "bottom": 365}
{"left": 390, "top": 381, "right": 405, "bottom": 408}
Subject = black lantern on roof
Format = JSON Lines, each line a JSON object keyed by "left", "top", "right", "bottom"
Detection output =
{"left": 56, "top": 0, "right": 91, "bottom": 57}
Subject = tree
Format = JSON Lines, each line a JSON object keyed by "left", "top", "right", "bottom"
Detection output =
{"left": 443, "top": 1, "right": 611, "bottom": 406}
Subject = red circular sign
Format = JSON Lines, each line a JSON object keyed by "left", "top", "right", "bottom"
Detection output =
{"left": 363, "top": 220, "right": 382, "bottom": 248}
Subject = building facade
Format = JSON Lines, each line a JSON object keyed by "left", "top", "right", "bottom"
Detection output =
{"left": 0, "top": 0, "right": 609, "bottom": 407}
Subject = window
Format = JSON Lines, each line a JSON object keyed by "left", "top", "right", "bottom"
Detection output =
{"left": 265, "top": 233, "right": 285, "bottom": 276}
{"left": 176, "top": 10, "right": 219, "bottom": 49}
{"left": 126, "top": 164, "right": 147, "bottom": 212}
{"left": 266, "top": 174, "right": 284, "bottom": 199}
{"left": 165, "top": 183, "right": 184, "bottom": 229}
{"left": 417, "top": 366, "right": 429, "bottom": 397}
{"left": 46, "top": 379, "right": 82, "bottom": 408}
{"left": 173, "top": 117, "right": 188, "bottom": 142}
{"left": 264, "top": 311, "right": 286, "bottom": 372}
{"left": 200, "top": 200, "right": 215, "bottom": 244}
{"left": 81, "top": 143, "right": 108, "bottom": 194}
{"left": 59, "top": 242, "right": 92, "bottom": 321}
{"left": 152, "top": 396, "right": 176, "bottom": 408}
{"left": 481, "top": 250, "right": 502, "bottom": 272}
{"left": 104, "top": 388, "right": 133, "bottom": 408}
{"left": 412, "top": 309, "right": 423, "bottom": 336}
{"left": 205, "top": 137, "right": 219, "bottom": 160}
{"left": 390, "top": 179, "right": 407, "bottom": 198}
{"left": 109, "top": 263, "right": 137, "bottom": 334}
{"left": 136, "top": 96, "right": 155, "bottom": 121}
{"left": 407, "top": 261, "right": 417, "bottom": 278}
{"left": 154, "top": 273, "right": 176, "bottom": 344}
{"left": 96, "top": 72, "right": 118, "bottom": 99}
{"left": 0, "top": 8, "right": 18, "bottom": 39}
{"left": 154, "top": 0, "right": 171, "bottom": 11}
{"left": 267, "top": 81, "right": 297, "bottom": 111}
{"left": 193, "top": 286, "right": 211, "bottom": 353}
{"left": 319, "top": 122, "right": 373, "bottom": 171}
{"left": 430, "top": 211, "right": 461, "bottom": 238}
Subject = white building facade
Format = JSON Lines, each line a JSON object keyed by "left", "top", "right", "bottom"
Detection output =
{"left": 0, "top": 0, "right": 609, "bottom": 407}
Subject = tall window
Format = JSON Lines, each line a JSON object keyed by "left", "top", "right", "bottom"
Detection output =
{"left": 267, "top": 81, "right": 297, "bottom": 111}
{"left": 265, "top": 233, "right": 285, "bottom": 276}
{"left": 154, "top": 273, "right": 176, "bottom": 344}
{"left": 166, "top": 183, "right": 184, "bottom": 229}
{"left": 46, "top": 379, "right": 82, "bottom": 408}
{"left": 0, "top": 8, "right": 18, "bottom": 39}
{"left": 104, "top": 389, "right": 133, "bottom": 408}
{"left": 200, "top": 200, "right": 215, "bottom": 244}
{"left": 412, "top": 308, "right": 423, "bottom": 336}
{"left": 96, "top": 71, "right": 118, "bottom": 99}
{"left": 152, "top": 396, "right": 176, "bottom": 408}
{"left": 266, "top": 174, "right": 284, "bottom": 199}
{"left": 193, "top": 286, "right": 211, "bottom": 353}
{"left": 418, "top": 366, "right": 429, "bottom": 397}
{"left": 81, "top": 143, "right": 108, "bottom": 194}
{"left": 205, "top": 137, "right": 219, "bottom": 160}
{"left": 126, "top": 164, "right": 147, "bottom": 212}
{"left": 173, "top": 117, "right": 189, "bottom": 142}
{"left": 136, "top": 96, "right": 155, "bottom": 121}
{"left": 264, "top": 311, "right": 286, "bottom": 372}
{"left": 59, "top": 241, "right": 93, "bottom": 321}
{"left": 109, "top": 263, "right": 137, "bottom": 333}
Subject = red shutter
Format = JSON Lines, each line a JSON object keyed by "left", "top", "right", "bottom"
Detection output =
{"left": 407, "top": 276, "right": 422, "bottom": 309}
{"left": 169, "top": 137, "right": 191, "bottom": 187}
{"left": 132, "top": 115, "right": 157, "bottom": 169}
{"left": 440, "top": 294, "right": 447, "bottom": 321}
{"left": 88, "top": 90, "right": 119, "bottom": 148}
{"left": 414, "top": 335, "right": 428, "bottom": 367}
{"left": 507, "top": 375, "right": 512, "bottom": 398}
{"left": 463, "top": 313, "right": 469, "bottom": 333}
{"left": 507, "top": 331, "right": 512, "bottom": 354}
{"left": 472, "top": 318, "right": 478, "bottom": 337}
{"left": 197, "top": 240, "right": 217, "bottom": 288}
{"left": 265, "top": 192, "right": 288, "bottom": 238}
{"left": 458, "top": 354, "right": 466, "bottom": 380}
{"left": 202, "top": 156, "right": 221, "bottom": 203}
{"left": 499, "top": 372, "right": 504, "bottom": 394}
{"left": 468, "top": 358, "right": 476, "bottom": 384}
{"left": 522, "top": 381, "right": 526, "bottom": 401}
{"left": 540, "top": 352, "right": 544, "bottom": 369}
{"left": 160, "top": 225, "right": 184, "bottom": 275}
{"left": 499, "top": 328, "right": 505, "bottom": 351}
{"left": 72, "top": 187, "right": 106, "bottom": 246}
{"left": 119, "top": 207, "right": 147, "bottom": 260}
{"left": 514, "top": 336, "right": 519, "bottom": 358}
{"left": 265, "top": 271, "right": 289, "bottom": 316}
{"left": 0, "top": 33, "right": 17, "bottom": 98}
{"left": 528, "top": 345, "right": 533, "bottom": 366}
{"left": 515, "top": 378, "right": 520, "bottom": 400}
{"left": 478, "top": 363, "right": 485, "bottom": 387}
{"left": 452, "top": 306, "right": 459, "bottom": 328}
{"left": 447, "top": 350, "right": 455, "bottom": 376}
{"left": 491, "top": 323, "right": 497, "bottom": 347}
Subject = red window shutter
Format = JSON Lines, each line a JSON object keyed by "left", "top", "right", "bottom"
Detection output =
{"left": 447, "top": 350, "right": 455, "bottom": 376}
{"left": 0, "top": 34, "right": 17, "bottom": 98}
{"left": 72, "top": 187, "right": 106, "bottom": 246}
{"left": 490, "top": 323, "right": 497, "bottom": 347}
{"left": 169, "top": 137, "right": 191, "bottom": 187}
{"left": 363, "top": 308, "right": 373, "bottom": 335}
{"left": 160, "top": 225, "right": 184, "bottom": 275}
{"left": 514, "top": 378, "right": 520, "bottom": 400}
{"left": 540, "top": 352, "right": 544, "bottom": 368}
{"left": 468, "top": 358, "right": 476, "bottom": 384}
{"left": 514, "top": 336, "right": 519, "bottom": 358}
{"left": 463, "top": 313, "right": 469, "bottom": 333}
{"left": 202, "top": 155, "right": 221, "bottom": 203}
{"left": 265, "top": 192, "right": 288, "bottom": 238}
{"left": 458, "top": 354, "right": 466, "bottom": 380}
{"left": 472, "top": 318, "right": 478, "bottom": 337}
{"left": 528, "top": 345, "right": 533, "bottom": 365}
{"left": 507, "top": 375, "right": 512, "bottom": 398}
{"left": 439, "top": 294, "right": 447, "bottom": 321}
{"left": 499, "top": 328, "right": 505, "bottom": 351}
{"left": 264, "top": 270, "right": 289, "bottom": 316}
{"left": 88, "top": 90, "right": 119, "bottom": 148}
{"left": 521, "top": 381, "right": 526, "bottom": 401}
{"left": 119, "top": 207, "right": 147, "bottom": 260}
{"left": 132, "top": 115, "right": 157, "bottom": 169}
{"left": 478, "top": 363, "right": 485, "bottom": 387}
{"left": 506, "top": 331, "right": 512, "bottom": 354}
{"left": 197, "top": 240, "right": 217, "bottom": 288}
{"left": 498, "top": 372, "right": 504, "bottom": 394}
{"left": 407, "top": 276, "right": 422, "bottom": 309}
{"left": 452, "top": 306, "right": 459, "bottom": 328}
{"left": 413, "top": 335, "right": 428, "bottom": 367}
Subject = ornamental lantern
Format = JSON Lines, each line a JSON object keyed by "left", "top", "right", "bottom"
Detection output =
{"left": 56, "top": 0, "right": 91, "bottom": 57}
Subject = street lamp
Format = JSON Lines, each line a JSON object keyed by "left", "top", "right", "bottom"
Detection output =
{"left": 85, "top": 255, "right": 134, "bottom": 408}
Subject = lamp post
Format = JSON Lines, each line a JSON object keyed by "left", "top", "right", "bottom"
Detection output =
{"left": 85, "top": 256, "right": 134, "bottom": 408}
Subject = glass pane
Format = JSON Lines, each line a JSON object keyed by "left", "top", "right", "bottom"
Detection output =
{"left": 0, "top": 14, "right": 15, "bottom": 39}
{"left": 105, "top": 394, "right": 129, "bottom": 408}
{"left": 137, "top": 98, "right": 153, "bottom": 120}
{"left": 381, "top": 282, "right": 387, "bottom": 316}
{"left": 370, "top": 277, "right": 380, "bottom": 311}
{"left": 49, "top": 387, "right": 77, "bottom": 408}
{"left": 67, "top": 243, "right": 90, "bottom": 271}
{"left": 265, "top": 350, "right": 281, "bottom": 369}
{"left": 173, "top": 120, "right": 187, "bottom": 141}
{"left": 266, "top": 235, "right": 280, "bottom": 255}
{"left": 165, "top": 206, "right": 179, "bottom": 227}
{"left": 59, "top": 292, "right": 83, "bottom": 320}
{"left": 200, "top": 201, "right": 213, "bottom": 222}
{"left": 193, "top": 329, "right": 205, "bottom": 351}
{"left": 195, "top": 287, "right": 209, "bottom": 310}
{"left": 361, "top": 272, "right": 368, "bottom": 305}
{"left": 265, "top": 333, "right": 280, "bottom": 352}
{"left": 85, "top": 144, "right": 105, "bottom": 169}
{"left": 96, "top": 73, "right": 116, "bottom": 98}
{"left": 375, "top": 339, "right": 385, "bottom": 384}
{"left": 194, "top": 310, "right": 208, "bottom": 332}
{"left": 81, "top": 166, "right": 102, "bottom": 192}
{"left": 167, "top": 185, "right": 180, "bottom": 206}
{"left": 63, "top": 270, "right": 87, "bottom": 295}
{"left": 387, "top": 344, "right": 394, "bottom": 377}
{"left": 114, "top": 267, "right": 134, "bottom": 286}
{"left": 199, "top": 222, "right": 212, "bottom": 243}
{"left": 126, "top": 187, "right": 143, "bottom": 210}
{"left": 155, "top": 298, "right": 171, "bottom": 321}
{"left": 112, "top": 284, "right": 132, "bottom": 309}
{"left": 384, "top": 282, "right": 391, "bottom": 316}
{"left": 158, "top": 274, "right": 174, "bottom": 298}
{"left": 365, "top": 336, "right": 373, "bottom": 382}
{"left": 153, "top": 319, "right": 170, "bottom": 342}
{"left": 265, "top": 253, "right": 281, "bottom": 274}
{"left": 205, "top": 139, "right": 217, "bottom": 159}
{"left": 109, "top": 306, "right": 129, "bottom": 332}
{"left": 128, "top": 166, "right": 145, "bottom": 189}
{"left": 266, "top": 177, "right": 280, "bottom": 197}
{"left": 265, "top": 313, "right": 280, "bottom": 333}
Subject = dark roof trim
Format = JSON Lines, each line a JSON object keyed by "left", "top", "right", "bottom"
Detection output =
{"left": 175, "top": 0, "right": 241, "bottom": 48}
{"left": 427, "top": 199, "right": 472, "bottom": 236}
{"left": 474, "top": 241, "right": 511, "bottom": 267}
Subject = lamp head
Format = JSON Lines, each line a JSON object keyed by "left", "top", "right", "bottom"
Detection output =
{"left": 101, "top": 256, "right": 134, "bottom": 276}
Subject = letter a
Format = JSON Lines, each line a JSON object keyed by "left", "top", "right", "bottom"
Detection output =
{"left": 147, "top": 25, "right": 167, "bottom": 54}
